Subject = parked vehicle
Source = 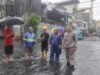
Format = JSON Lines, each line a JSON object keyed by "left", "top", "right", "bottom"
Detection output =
{"left": 73, "top": 27, "right": 84, "bottom": 40}
{"left": 96, "top": 27, "right": 100, "bottom": 37}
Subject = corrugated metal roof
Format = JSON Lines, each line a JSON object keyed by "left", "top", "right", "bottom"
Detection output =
{"left": 47, "top": 8, "right": 66, "bottom": 24}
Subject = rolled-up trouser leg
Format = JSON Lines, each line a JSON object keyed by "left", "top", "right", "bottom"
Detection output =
{"left": 65, "top": 50, "right": 70, "bottom": 63}
{"left": 65, "top": 48, "right": 76, "bottom": 65}
{"left": 70, "top": 51, "right": 75, "bottom": 65}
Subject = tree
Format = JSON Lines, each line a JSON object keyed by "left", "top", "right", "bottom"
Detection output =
{"left": 25, "top": 13, "right": 41, "bottom": 33}
{"left": 13, "top": 0, "right": 41, "bottom": 16}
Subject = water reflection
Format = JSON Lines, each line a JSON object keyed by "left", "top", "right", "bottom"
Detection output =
{"left": 64, "top": 65, "right": 74, "bottom": 75}
{"left": 0, "top": 39, "right": 75, "bottom": 75}
{"left": 49, "top": 62, "right": 61, "bottom": 75}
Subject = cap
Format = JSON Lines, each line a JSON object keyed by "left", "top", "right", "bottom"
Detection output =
{"left": 52, "top": 27, "right": 57, "bottom": 33}
{"left": 42, "top": 25, "right": 48, "bottom": 30}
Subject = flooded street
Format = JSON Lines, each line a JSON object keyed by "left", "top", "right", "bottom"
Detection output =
{"left": 0, "top": 39, "right": 100, "bottom": 75}
{"left": 0, "top": 0, "right": 100, "bottom": 74}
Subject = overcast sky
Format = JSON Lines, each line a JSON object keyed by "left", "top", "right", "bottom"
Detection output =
{"left": 42, "top": 0, "right": 100, "bottom": 20}
{"left": 79, "top": 0, "right": 100, "bottom": 20}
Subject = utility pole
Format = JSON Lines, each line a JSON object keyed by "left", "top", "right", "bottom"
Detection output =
{"left": 73, "top": 0, "right": 77, "bottom": 14}
{"left": 0, "top": 0, "right": 3, "bottom": 18}
{"left": 3, "top": 0, "right": 6, "bottom": 17}
{"left": 72, "top": 0, "right": 77, "bottom": 25}
{"left": 90, "top": 0, "right": 93, "bottom": 27}
{"left": 0, "top": 0, "right": 5, "bottom": 18}
{"left": 28, "top": 0, "right": 32, "bottom": 15}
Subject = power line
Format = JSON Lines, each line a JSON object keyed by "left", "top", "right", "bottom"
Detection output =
{"left": 79, "top": 1, "right": 91, "bottom": 4}
{"left": 79, "top": 3, "right": 100, "bottom": 8}
{"left": 79, "top": 2, "right": 100, "bottom": 5}
{"left": 79, "top": 4, "right": 100, "bottom": 8}
{"left": 93, "top": 5, "right": 100, "bottom": 8}
{"left": 79, "top": 0, "right": 100, "bottom": 6}
{"left": 94, "top": 4, "right": 100, "bottom": 6}
{"left": 79, "top": 0, "right": 100, "bottom": 4}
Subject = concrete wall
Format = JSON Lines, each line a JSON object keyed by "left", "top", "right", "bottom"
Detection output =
{"left": 63, "top": 4, "right": 78, "bottom": 13}
{"left": 63, "top": 5, "right": 74, "bottom": 13}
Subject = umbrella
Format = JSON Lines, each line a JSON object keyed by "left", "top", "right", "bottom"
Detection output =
{"left": 0, "top": 16, "right": 24, "bottom": 25}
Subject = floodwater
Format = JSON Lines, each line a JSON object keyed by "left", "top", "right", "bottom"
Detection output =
{"left": 0, "top": 40, "right": 73, "bottom": 75}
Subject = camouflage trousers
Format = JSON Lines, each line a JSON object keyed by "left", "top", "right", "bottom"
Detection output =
{"left": 65, "top": 48, "right": 76, "bottom": 65}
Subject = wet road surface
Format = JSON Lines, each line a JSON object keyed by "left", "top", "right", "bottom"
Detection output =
{"left": 0, "top": 40, "right": 100, "bottom": 75}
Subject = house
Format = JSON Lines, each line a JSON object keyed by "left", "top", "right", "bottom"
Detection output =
{"left": 75, "top": 8, "right": 91, "bottom": 33}
{"left": 42, "top": 0, "right": 79, "bottom": 25}
{"left": 55, "top": 0, "right": 79, "bottom": 13}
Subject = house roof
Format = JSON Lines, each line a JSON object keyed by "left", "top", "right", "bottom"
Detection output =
{"left": 54, "top": 0, "right": 79, "bottom": 6}
{"left": 47, "top": 8, "right": 68, "bottom": 24}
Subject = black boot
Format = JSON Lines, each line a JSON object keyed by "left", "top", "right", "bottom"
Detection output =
{"left": 49, "top": 60, "right": 54, "bottom": 66}
{"left": 67, "top": 62, "right": 70, "bottom": 66}
{"left": 55, "top": 61, "right": 61, "bottom": 68}
{"left": 70, "top": 65, "right": 75, "bottom": 71}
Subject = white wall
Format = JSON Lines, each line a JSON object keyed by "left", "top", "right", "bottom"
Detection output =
{"left": 63, "top": 4, "right": 78, "bottom": 13}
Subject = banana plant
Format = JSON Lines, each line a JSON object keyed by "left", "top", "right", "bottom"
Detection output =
{"left": 24, "top": 13, "right": 41, "bottom": 34}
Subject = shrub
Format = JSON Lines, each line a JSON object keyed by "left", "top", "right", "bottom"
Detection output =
{"left": 24, "top": 13, "right": 41, "bottom": 33}
{"left": 89, "top": 27, "right": 96, "bottom": 33}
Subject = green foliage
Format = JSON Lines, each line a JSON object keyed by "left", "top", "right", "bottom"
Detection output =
{"left": 25, "top": 13, "right": 41, "bottom": 33}
{"left": 89, "top": 27, "right": 96, "bottom": 33}
{"left": 0, "top": 10, "right": 5, "bottom": 19}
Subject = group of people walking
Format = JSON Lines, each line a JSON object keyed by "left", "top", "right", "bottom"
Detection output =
{"left": 3, "top": 23, "right": 77, "bottom": 70}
